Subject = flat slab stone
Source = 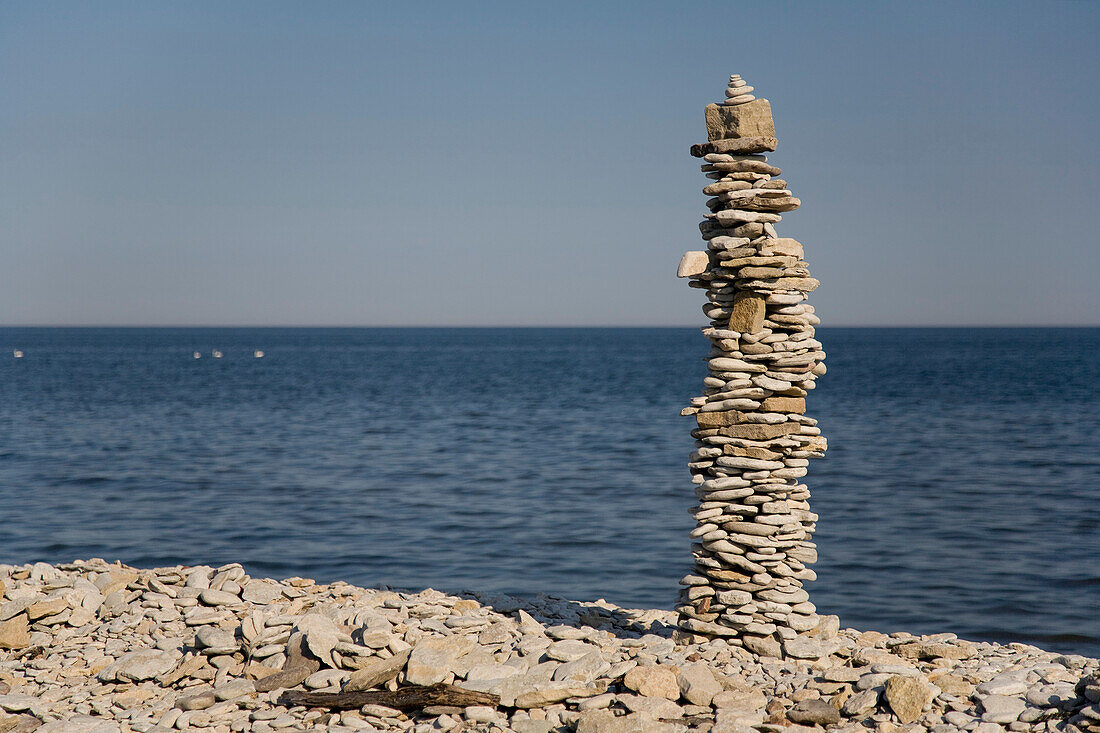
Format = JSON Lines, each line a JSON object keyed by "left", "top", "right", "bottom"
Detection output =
{"left": 691, "top": 137, "right": 778, "bottom": 157}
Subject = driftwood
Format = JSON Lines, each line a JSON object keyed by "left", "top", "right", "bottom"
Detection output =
{"left": 281, "top": 683, "right": 499, "bottom": 711}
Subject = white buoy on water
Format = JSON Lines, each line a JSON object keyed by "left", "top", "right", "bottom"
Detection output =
{"left": 212, "top": 350, "right": 223, "bottom": 358}
{"left": 193, "top": 351, "right": 201, "bottom": 359}
{"left": 254, "top": 350, "right": 264, "bottom": 358}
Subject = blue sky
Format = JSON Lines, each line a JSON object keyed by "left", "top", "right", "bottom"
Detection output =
{"left": 2, "top": 1, "right": 1097, "bottom": 325}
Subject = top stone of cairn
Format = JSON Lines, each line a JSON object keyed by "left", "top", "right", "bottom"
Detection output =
{"left": 723, "top": 74, "right": 756, "bottom": 105}
{"left": 704, "top": 75, "right": 775, "bottom": 143}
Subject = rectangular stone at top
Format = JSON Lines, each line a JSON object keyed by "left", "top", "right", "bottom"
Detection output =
{"left": 705, "top": 99, "right": 775, "bottom": 142}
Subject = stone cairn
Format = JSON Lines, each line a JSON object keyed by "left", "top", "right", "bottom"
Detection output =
{"left": 676, "top": 74, "right": 830, "bottom": 654}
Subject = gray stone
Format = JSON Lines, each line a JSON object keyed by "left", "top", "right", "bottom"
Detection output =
{"left": 37, "top": 716, "right": 120, "bottom": 733}
{"left": 194, "top": 626, "right": 238, "bottom": 655}
{"left": 552, "top": 652, "right": 609, "bottom": 685}
{"left": 406, "top": 636, "right": 475, "bottom": 685}
{"left": 782, "top": 636, "right": 832, "bottom": 659}
{"left": 575, "top": 709, "right": 681, "bottom": 733}
{"left": 213, "top": 678, "right": 255, "bottom": 701}
{"left": 345, "top": 648, "right": 411, "bottom": 692}
{"left": 295, "top": 614, "right": 341, "bottom": 667}
{"left": 175, "top": 688, "right": 215, "bottom": 711}
{"left": 842, "top": 688, "right": 880, "bottom": 717}
{"left": 545, "top": 639, "right": 594, "bottom": 662}
{"left": 980, "top": 695, "right": 1026, "bottom": 724}
{"left": 677, "top": 663, "right": 723, "bottom": 706}
{"left": 97, "top": 649, "right": 179, "bottom": 683}
{"left": 789, "top": 699, "right": 842, "bottom": 726}
{"left": 977, "top": 678, "right": 1029, "bottom": 696}
{"left": 198, "top": 588, "right": 240, "bottom": 606}
{"left": 241, "top": 580, "right": 283, "bottom": 605}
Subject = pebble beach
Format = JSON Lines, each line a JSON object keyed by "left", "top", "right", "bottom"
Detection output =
{"left": 2, "top": 560, "right": 1097, "bottom": 733}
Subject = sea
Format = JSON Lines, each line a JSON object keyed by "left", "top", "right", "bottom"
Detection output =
{"left": 1, "top": 327, "right": 1097, "bottom": 656}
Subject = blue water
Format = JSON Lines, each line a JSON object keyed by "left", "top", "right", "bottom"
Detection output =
{"left": 1, "top": 327, "right": 1097, "bottom": 656}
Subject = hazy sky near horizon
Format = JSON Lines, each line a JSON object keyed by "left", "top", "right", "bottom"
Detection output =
{"left": 2, "top": 2, "right": 1098, "bottom": 326}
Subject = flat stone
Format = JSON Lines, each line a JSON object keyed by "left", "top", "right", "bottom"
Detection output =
{"left": 619, "top": 694, "right": 683, "bottom": 718}
{"left": 980, "top": 695, "right": 1026, "bottom": 724}
{"left": 514, "top": 681, "right": 604, "bottom": 708}
{"left": 977, "top": 678, "right": 1029, "bottom": 696}
{"left": 213, "top": 678, "right": 255, "bottom": 701}
{"left": 98, "top": 649, "right": 179, "bottom": 683}
{"left": 713, "top": 683, "right": 768, "bottom": 711}
{"left": 783, "top": 637, "right": 832, "bottom": 660}
{"left": 194, "top": 625, "right": 238, "bottom": 655}
{"left": 305, "top": 668, "right": 346, "bottom": 689}
{"left": 576, "top": 709, "right": 681, "bottom": 733}
{"left": 241, "top": 580, "right": 283, "bottom": 605}
{"left": 759, "top": 396, "right": 805, "bottom": 413}
{"left": 26, "top": 599, "right": 68, "bottom": 621}
{"left": 842, "top": 688, "right": 880, "bottom": 717}
{"left": 552, "top": 651, "right": 609, "bottom": 685}
{"left": 512, "top": 721, "right": 556, "bottom": 733}
{"left": 789, "top": 699, "right": 842, "bottom": 726}
{"left": 623, "top": 665, "right": 680, "bottom": 700}
{"left": 345, "top": 649, "right": 411, "bottom": 692}
{"left": 175, "top": 688, "right": 215, "bottom": 711}
{"left": 546, "top": 639, "right": 595, "bottom": 662}
{"left": 884, "top": 675, "right": 932, "bottom": 724}
{"left": 741, "top": 634, "right": 782, "bottom": 658}
{"left": 691, "top": 137, "right": 778, "bottom": 157}
{"left": 0, "top": 600, "right": 33, "bottom": 623}
{"left": 198, "top": 589, "right": 240, "bottom": 606}
{"left": 36, "top": 715, "right": 119, "bottom": 733}
{"left": 406, "top": 636, "right": 476, "bottom": 685}
{"left": 705, "top": 100, "right": 775, "bottom": 141}
{"left": 252, "top": 662, "right": 316, "bottom": 693}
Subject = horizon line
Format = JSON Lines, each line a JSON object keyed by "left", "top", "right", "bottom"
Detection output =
{"left": 2, "top": 323, "right": 1099, "bottom": 329}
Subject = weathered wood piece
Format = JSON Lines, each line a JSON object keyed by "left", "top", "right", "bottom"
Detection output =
{"left": 281, "top": 683, "right": 500, "bottom": 711}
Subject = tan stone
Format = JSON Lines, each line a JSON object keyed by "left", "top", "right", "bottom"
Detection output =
{"left": 705, "top": 100, "right": 775, "bottom": 141}
{"left": 718, "top": 423, "right": 800, "bottom": 440}
{"left": 452, "top": 599, "right": 479, "bottom": 614}
{"left": 678, "top": 251, "right": 710, "bottom": 278}
{"left": 895, "top": 642, "right": 974, "bottom": 661}
{"left": 623, "top": 665, "right": 680, "bottom": 700}
{"left": 713, "top": 680, "right": 767, "bottom": 710}
{"left": 884, "top": 675, "right": 932, "bottom": 724}
{"left": 723, "top": 445, "right": 781, "bottom": 460}
{"left": 0, "top": 614, "right": 30, "bottom": 650}
{"left": 728, "top": 293, "right": 766, "bottom": 333}
{"left": 758, "top": 238, "right": 804, "bottom": 258}
{"left": 928, "top": 671, "right": 974, "bottom": 696}
{"left": 26, "top": 599, "right": 68, "bottom": 621}
{"left": 344, "top": 649, "right": 410, "bottom": 692}
{"left": 696, "top": 411, "right": 745, "bottom": 429}
{"left": 759, "top": 397, "right": 805, "bottom": 413}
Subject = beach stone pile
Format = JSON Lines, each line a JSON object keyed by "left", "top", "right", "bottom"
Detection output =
{"left": 2, "top": 561, "right": 1098, "bottom": 733}
{"left": 675, "top": 75, "right": 829, "bottom": 649}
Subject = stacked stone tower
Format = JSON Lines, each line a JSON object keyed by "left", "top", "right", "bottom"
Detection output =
{"left": 676, "top": 75, "right": 830, "bottom": 653}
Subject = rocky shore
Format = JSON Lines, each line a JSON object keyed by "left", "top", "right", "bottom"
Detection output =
{"left": 1, "top": 561, "right": 1098, "bottom": 733}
